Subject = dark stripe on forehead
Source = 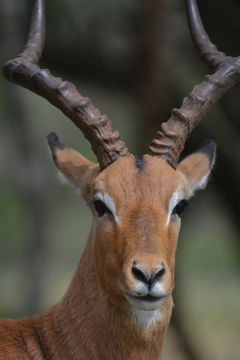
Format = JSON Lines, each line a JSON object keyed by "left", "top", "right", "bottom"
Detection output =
{"left": 135, "top": 155, "right": 145, "bottom": 170}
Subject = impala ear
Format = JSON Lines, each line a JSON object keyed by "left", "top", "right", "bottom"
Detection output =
{"left": 177, "top": 140, "right": 217, "bottom": 198}
{"left": 47, "top": 132, "right": 99, "bottom": 191}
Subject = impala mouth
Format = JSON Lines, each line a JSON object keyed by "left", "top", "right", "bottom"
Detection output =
{"left": 125, "top": 293, "right": 169, "bottom": 311}
{"left": 132, "top": 295, "right": 164, "bottom": 302}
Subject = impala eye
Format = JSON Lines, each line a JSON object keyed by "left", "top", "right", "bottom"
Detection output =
{"left": 172, "top": 200, "right": 189, "bottom": 217}
{"left": 93, "top": 199, "right": 112, "bottom": 217}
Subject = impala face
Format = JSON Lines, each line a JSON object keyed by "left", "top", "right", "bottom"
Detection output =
{"left": 50, "top": 136, "right": 216, "bottom": 316}
{"left": 91, "top": 155, "right": 181, "bottom": 312}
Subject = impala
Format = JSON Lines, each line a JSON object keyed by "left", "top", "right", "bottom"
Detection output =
{"left": 1, "top": 0, "right": 240, "bottom": 359}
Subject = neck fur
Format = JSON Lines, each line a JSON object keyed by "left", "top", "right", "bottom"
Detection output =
{"left": 47, "top": 231, "right": 173, "bottom": 360}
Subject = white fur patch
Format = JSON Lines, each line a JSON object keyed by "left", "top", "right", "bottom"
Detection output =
{"left": 127, "top": 283, "right": 149, "bottom": 297}
{"left": 131, "top": 309, "right": 162, "bottom": 327}
{"left": 195, "top": 171, "right": 210, "bottom": 190}
{"left": 57, "top": 170, "right": 69, "bottom": 184}
{"left": 188, "top": 171, "right": 210, "bottom": 198}
{"left": 149, "top": 282, "right": 166, "bottom": 298}
{"left": 167, "top": 191, "right": 181, "bottom": 224}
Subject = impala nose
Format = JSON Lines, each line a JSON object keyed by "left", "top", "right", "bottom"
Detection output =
{"left": 132, "top": 264, "right": 165, "bottom": 288}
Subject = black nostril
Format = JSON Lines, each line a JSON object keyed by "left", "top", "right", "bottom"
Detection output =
{"left": 153, "top": 267, "right": 166, "bottom": 282}
{"left": 132, "top": 265, "right": 166, "bottom": 288}
{"left": 132, "top": 266, "right": 150, "bottom": 285}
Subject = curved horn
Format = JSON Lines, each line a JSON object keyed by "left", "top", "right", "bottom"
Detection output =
{"left": 186, "top": 0, "right": 226, "bottom": 69}
{"left": 2, "top": 0, "right": 128, "bottom": 170}
{"left": 148, "top": 0, "right": 240, "bottom": 168}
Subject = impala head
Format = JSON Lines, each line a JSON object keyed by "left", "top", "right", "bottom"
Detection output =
{"left": 48, "top": 134, "right": 215, "bottom": 313}
{"left": 4, "top": 0, "right": 240, "bottom": 318}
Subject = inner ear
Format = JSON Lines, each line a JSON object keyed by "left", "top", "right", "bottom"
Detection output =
{"left": 176, "top": 140, "right": 217, "bottom": 198}
{"left": 47, "top": 132, "right": 99, "bottom": 192}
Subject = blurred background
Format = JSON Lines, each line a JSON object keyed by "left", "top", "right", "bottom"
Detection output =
{"left": 1, "top": 0, "right": 240, "bottom": 359}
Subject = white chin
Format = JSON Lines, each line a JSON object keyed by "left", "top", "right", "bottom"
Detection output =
{"left": 125, "top": 294, "right": 166, "bottom": 311}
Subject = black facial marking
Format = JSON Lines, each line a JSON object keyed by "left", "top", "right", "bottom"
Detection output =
{"left": 47, "top": 132, "right": 64, "bottom": 164}
{"left": 135, "top": 155, "right": 145, "bottom": 171}
{"left": 197, "top": 139, "right": 217, "bottom": 164}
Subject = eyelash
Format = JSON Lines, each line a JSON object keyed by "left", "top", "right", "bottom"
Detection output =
{"left": 93, "top": 199, "right": 113, "bottom": 218}
{"left": 171, "top": 200, "right": 189, "bottom": 217}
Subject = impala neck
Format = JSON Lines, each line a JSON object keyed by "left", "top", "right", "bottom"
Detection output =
{"left": 51, "top": 228, "right": 173, "bottom": 359}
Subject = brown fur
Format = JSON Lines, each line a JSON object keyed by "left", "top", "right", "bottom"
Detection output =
{"left": 0, "top": 152, "right": 214, "bottom": 359}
